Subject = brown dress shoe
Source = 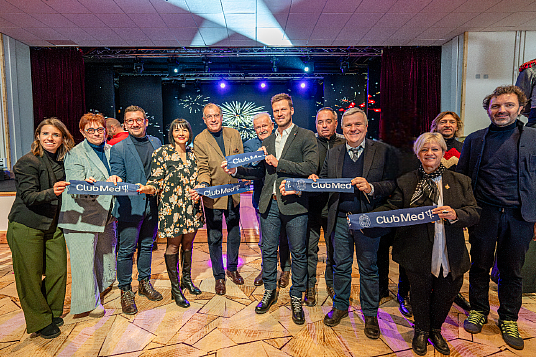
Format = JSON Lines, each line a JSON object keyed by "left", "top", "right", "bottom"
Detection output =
{"left": 100, "top": 284, "right": 113, "bottom": 301}
{"left": 138, "top": 279, "right": 163, "bottom": 301}
{"left": 278, "top": 271, "right": 290, "bottom": 288}
{"left": 326, "top": 286, "right": 335, "bottom": 299}
{"left": 121, "top": 289, "right": 138, "bottom": 315}
{"left": 254, "top": 270, "right": 264, "bottom": 286}
{"left": 226, "top": 270, "right": 244, "bottom": 285}
{"left": 304, "top": 286, "right": 316, "bottom": 307}
{"left": 215, "top": 279, "right": 226, "bottom": 295}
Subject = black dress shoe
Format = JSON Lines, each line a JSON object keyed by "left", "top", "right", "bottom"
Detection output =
{"left": 430, "top": 328, "right": 450, "bottom": 355}
{"left": 255, "top": 289, "right": 278, "bottom": 314}
{"left": 53, "top": 317, "right": 64, "bottom": 327}
{"left": 323, "top": 308, "right": 348, "bottom": 327}
{"left": 37, "top": 322, "right": 61, "bottom": 339}
{"left": 290, "top": 296, "right": 305, "bottom": 325}
{"left": 454, "top": 293, "right": 471, "bottom": 312}
{"left": 412, "top": 329, "right": 429, "bottom": 356}
{"left": 364, "top": 316, "right": 380, "bottom": 339}
{"left": 397, "top": 293, "right": 413, "bottom": 318}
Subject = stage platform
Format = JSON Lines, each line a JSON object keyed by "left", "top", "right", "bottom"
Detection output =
{"left": 0, "top": 238, "right": 535, "bottom": 356}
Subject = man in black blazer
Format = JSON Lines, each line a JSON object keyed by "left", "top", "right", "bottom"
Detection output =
{"left": 318, "top": 108, "right": 397, "bottom": 339}
{"left": 458, "top": 85, "right": 536, "bottom": 350}
{"left": 224, "top": 93, "right": 318, "bottom": 325}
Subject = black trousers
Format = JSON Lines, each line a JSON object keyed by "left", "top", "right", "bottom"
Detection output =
{"left": 378, "top": 230, "right": 410, "bottom": 297}
{"left": 468, "top": 204, "right": 533, "bottom": 321}
{"left": 406, "top": 269, "right": 463, "bottom": 332}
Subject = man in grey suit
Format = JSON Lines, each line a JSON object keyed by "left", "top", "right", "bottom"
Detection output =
{"left": 109, "top": 105, "right": 163, "bottom": 315}
{"left": 224, "top": 93, "right": 318, "bottom": 325}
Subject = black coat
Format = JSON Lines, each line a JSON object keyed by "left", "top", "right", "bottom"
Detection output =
{"left": 376, "top": 169, "right": 480, "bottom": 279}
{"left": 8, "top": 152, "right": 63, "bottom": 231}
{"left": 320, "top": 139, "right": 398, "bottom": 238}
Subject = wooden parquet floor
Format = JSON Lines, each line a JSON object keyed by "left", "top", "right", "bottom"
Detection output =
{"left": 0, "top": 241, "right": 535, "bottom": 356}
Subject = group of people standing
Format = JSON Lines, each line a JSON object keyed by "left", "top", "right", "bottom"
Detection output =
{"left": 5, "top": 85, "right": 535, "bottom": 356}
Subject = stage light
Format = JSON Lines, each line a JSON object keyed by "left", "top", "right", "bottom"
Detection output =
{"left": 219, "top": 81, "right": 227, "bottom": 89}
{"left": 260, "top": 82, "right": 267, "bottom": 89}
{"left": 300, "top": 81, "right": 306, "bottom": 89}
{"left": 303, "top": 61, "right": 314, "bottom": 73}
{"left": 304, "top": 66, "right": 310, "bottom": 72}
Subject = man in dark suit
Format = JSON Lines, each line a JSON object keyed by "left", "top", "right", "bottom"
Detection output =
{"left": 109, "top": 105, "right": 163, "bottom": 315}
{"left": 458, "top": 85, "right": 536, "bottom": 350}
{"left": 224, "top": 93, "right": 318, "bottom": 325}
{"left": 316, "top": 108, "right": 397, "bottom": 339}
{"left": 305, "top": 107, "right": 345, "bottom": 306}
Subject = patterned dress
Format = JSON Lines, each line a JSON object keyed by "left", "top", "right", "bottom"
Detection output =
{"left": 147, "top": 145, "right": 204, "bottom": 237}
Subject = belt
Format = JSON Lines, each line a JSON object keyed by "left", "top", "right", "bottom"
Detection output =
{"left": 272, "top": 194, "right": 277, "bottom": 201}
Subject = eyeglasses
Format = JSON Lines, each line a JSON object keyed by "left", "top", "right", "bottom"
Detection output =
{"left": 204, "top": 113, "right": 221, "bottom": 120}
{"left": 85, "top": 127, "right": 105, "bottom": 134}
{"left": 125, "top": 118, "right": 145, "bottom": 125}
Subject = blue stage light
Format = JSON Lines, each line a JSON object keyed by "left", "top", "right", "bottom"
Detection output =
{"left": 300, "top": 81, "right": 306, "bottom": 89}
{"left": 219, "top": 81, "right": 226, "bottom": 89}
{"left": 304, "top": 66, "right": 310, "bottom": 72}
{"left": 260, "top": 82, "right": 267, "bottom": 89}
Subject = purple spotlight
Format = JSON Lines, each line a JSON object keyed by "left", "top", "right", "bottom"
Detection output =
{"left": 219, "top": 81, "right": 226, "bottom": 89}
{"left": 300, "top": 81, "right": 306, "bottom": 89}
{"left": 260, "top": 82, "right": 267, "bottom": 89}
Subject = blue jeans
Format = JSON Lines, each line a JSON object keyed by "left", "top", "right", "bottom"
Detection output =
{"left": 257, "top": 207, "right": 291, "bottom": 271}
{"left": 261, "top": 199, "right": 307, "bottom": 298}
{"left": 332, "top": 216, "right": 380, "bottom": 315}
{"left": 469, "top": 204, "right": 533, "bottom": 321}
{"left": 117, "top": 211, "right": 157, "bottom": 290}
{"left": 204, "top": 198, "right": 241, "bottom": 280}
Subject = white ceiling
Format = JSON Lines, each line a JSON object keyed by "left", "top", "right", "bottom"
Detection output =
{"left": 0, "top": 0, "right": 535, "bottom": 47}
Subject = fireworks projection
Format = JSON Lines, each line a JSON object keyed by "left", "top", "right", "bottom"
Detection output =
{"left": 178, "top": 94, "right": 210, "bottom": 114}
{"left": 221, "top": 101, "right": 266, "bottom": 140}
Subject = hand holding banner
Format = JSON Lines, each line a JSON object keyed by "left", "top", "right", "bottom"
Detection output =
{"left": 347, "top": 206, "right": 440, "bottom": 230}
{"left": 67, "top": 180, "right": 140, "bottom": 196}
{"left": 194, "top": 181, "right": 251, "bottom": 199}
{"left": 285, "top": 178, "right": 354, "bottom": 192}
{"left": 226, "top": 151, "right": 266, "bottom": 169}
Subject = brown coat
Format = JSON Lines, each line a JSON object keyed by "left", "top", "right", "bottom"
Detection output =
{"left": 193, "top": 127, "right": 244, "bottom": 209}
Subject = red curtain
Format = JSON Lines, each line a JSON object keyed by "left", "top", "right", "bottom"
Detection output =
{"left": 30, "top": 47, "right": 86, "bottom": 142}
{"left": 379, "top": 47, "right": 441, "bottom": 148}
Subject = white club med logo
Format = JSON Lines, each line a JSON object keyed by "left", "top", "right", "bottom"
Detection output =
{"left": 359, "top": 214, "right": 371, "bottom": 228}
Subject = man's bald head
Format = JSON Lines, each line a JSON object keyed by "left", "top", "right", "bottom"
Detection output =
{"left": 106, "top": 118, "right": 124, "bottom": 138}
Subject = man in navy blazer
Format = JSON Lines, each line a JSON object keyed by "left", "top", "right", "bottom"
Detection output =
{"left": 316, "top": 108, "right": 397, "bottom": 339}
{"left": 110, "top": 105, "right": 163, "bottom": 315}
{"left": 458, "top": 85, "right": 536, "bottom": 350}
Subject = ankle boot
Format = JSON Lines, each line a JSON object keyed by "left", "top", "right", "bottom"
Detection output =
{"left": 164, "top": 254, "right": 190, "bottom": 308}
{"left": 181, "top": 249, "right": 202, "bottom": 295}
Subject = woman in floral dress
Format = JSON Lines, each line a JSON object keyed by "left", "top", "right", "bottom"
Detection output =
{"left": 138, "top": 119, "right": 204, "bottom": 308}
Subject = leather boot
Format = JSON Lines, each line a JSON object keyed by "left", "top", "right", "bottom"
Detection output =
{"left": 180, "top": 250, "right": 202, "bottom": 295}
{"left": 121, "top": 287, "right": 138, "bottom": 315}
{"left": 164, "top": 254, "right": 190, "bottom": 308}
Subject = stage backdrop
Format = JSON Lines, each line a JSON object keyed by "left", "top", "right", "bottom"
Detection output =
{"left": 162, "top": 80, "right": 323, "bottom": 144}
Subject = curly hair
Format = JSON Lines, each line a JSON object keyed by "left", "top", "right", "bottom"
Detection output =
{"left": 482, "top": 85, "right": 527, "bottom": 110}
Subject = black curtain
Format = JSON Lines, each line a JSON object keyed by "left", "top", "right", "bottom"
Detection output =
{"left": 30, "top": 48, "right": 86, "bottom": 143}
{"left": 380, "top": 47, "right": 441, "bottom": 149}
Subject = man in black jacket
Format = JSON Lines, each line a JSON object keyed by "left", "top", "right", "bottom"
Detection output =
{"left": 458, "top": 85, "right": 536, "bottom": 350}
{"left": 304, "top": 107, "right": 345, "bottom": 306}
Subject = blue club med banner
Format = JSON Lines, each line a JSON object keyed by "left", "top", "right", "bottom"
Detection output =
{"left": 347, "top": 206, "right": 440, "bottom": 230}
{"left": 67, "top": 180, "right": 140, "bottom": 195}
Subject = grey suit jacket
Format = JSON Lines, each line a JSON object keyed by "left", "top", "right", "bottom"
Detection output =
{"left": 237, "top": 124, "right": 318, "bottom": 216}
{"left": 320, "top": 139, "right": 398, "bottom": 238}
{"left": 59, "top": 140, "right": 114, "bottom": 232}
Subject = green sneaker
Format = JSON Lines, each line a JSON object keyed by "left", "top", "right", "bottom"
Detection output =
{"left": 498, "top": 320, "right": 524, "bottom": 350}
{"left": 463, "top": 310, "right": 487, "bottom": 334}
